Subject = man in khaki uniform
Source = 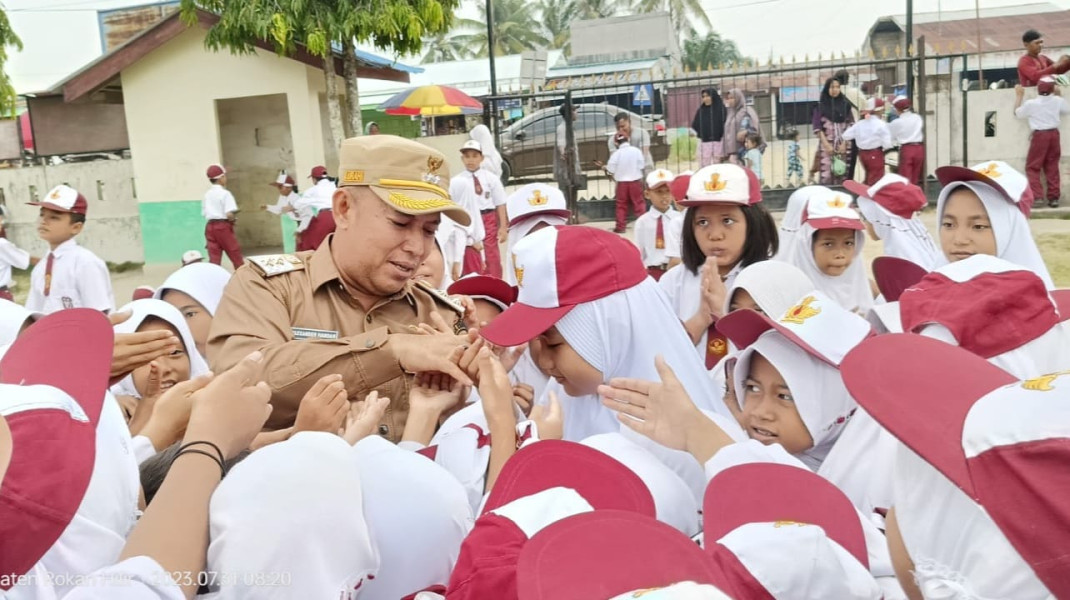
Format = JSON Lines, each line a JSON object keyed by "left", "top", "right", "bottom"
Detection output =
{"left": 207, "top": 135, "right": 474, "bottom": 439}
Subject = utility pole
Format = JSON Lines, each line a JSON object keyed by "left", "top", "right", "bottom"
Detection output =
{"left": 486, "top": 0, "right": 499, "bottom": 136}
{"left": 905, "top": 0, "right": 914, "bottom": 100}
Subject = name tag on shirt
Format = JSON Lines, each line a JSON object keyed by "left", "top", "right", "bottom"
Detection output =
{"left": 292, "top": 327, "right": 339, "bottom": 341}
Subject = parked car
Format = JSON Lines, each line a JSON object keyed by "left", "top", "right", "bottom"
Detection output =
{"left": 498, "top": 103, "right": 669, "bottom": 185}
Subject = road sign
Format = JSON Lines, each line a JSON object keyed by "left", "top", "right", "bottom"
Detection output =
{"left": 632, "top": 84, "right": 653, "bottom": 107}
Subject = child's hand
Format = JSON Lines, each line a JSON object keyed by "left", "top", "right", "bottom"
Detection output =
{"left": 409, "top": 373, "right": 465, "bottom": 418}
{"left": 456, "top": 337, "right": 487, "bottom": 386}
{"left": 476, "top": 348, "right": 516, "bottom": 430}
{"left": 699, "top": 257, "right": 727, "bottom": 322}
{"left": 473, "top": 241, "right": 484, "bottom": 252}
{"left": 128, "top": 362, "right": 163, "bottom": 434}
{"left": 108, "top": 311, "right": 180, "bottom": 383}
{"left": 512, "top": 383, "right": 535, "bottom": 416}
{"left": 250, "top": 427, "right": 293, "bottom": 452}
{"left": 293, "top": 374, "right": 348, "bottom": 435}
{"left": 342, "top": 391, "right": 390, "bottom": 445}
{"left": 529, "top": 391, "right": 563, "bottom": 441}
{"left": 182, "top": 351, "right": 273, "bottom": 459}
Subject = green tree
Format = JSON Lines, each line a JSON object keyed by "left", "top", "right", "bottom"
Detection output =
{"left": 539, "top": 0, "right": 578, "bottom": 52}
{"left": 573, "top": 0, "right": 618, "bottom": 20}
{"left": 421, "top": 29, "right": 472, "bottom": 63}
{"left": 682, "top": 31, "right": 745, "bottom": 71}
{"left": 450, "top": 0, "right": 550, "bottom": 58}
{"left": 0, "top": 4, "right": 22, "bottom": 118}
{"left": 632, "top": 0, "right": 709, "bottom": 38}
{"left": 180, "top": 0, "right": 457, "bottom": 146}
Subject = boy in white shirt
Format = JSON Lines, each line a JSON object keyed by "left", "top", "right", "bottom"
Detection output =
{"left": 632, "top": 168, "right": 681, "bottom": 281}
{"left": 1015, "top": 77, "right": 1070, "bottom": 208}
{"left": 293, "top": 166, "right": 337, "bottom": 251}
{"left": 888, "top": 96, "right": 925, "bottom": 185}
{"left": 605, "top": 133, "right": 647, "bottom": 234}
{"left": 449, "top": 140, "right": 502, "bottom": 276}
{"left": 25, "top": 184, "right": 114, "bottom": 314}
{"left": 201, "top": 164, "right": 244, "bottom": 267}
{"left": 842, "top": 97, "right": 893, "bottom": 185}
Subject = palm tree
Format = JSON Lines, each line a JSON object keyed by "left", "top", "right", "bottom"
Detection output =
{"left": 0, "top": 4, "right": 21, "bottom": 117}
{"left": 682, "top": 31, "right": 745, "bottom": 71}
{"left": 633, "top": 0, "right": 710, "bottom": 39}
{"left": 421, "top": 30, "right": 472, "bottom": 63}
{"left": 540, "top": 0, "right": 578, "bottom": 51}
{"left": 450, "top": 0, "right": 550, "bottom": 58}
{"left": 574, "top": 0, "right": 618, "bottom": 20}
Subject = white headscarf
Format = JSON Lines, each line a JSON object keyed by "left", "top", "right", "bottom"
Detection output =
{"left": 470, "top": 124, "right": 503, "bottom": 177}
{"left": 505, "top": 215, "right": 569, "bottom": 286}
{"left": 776, "top": 186, "right": 830, "bottom": 262}
{"left": 921, "top": 320, "right": 1070, "bottom": 382}
{"left": 353, "top": 435, "right": 473, "bottom": 599}
{"left": 784, "top": 225, "right": 873, "bottom": 315}
{"left": 855, "top": 195, "right": 944, "bottom": 272}
{"left": 722, "top": 261, "right": 815, "bottom": 317}
{"left": 109, "top": 299, "right": 210, "bottom": 400}
{"left": 206, "top": 432, "right": 378, "bottom": 599}
{"left": 0, "top": 298, "right": 39, "bottom": 346}
{"left": 153, "top": 262, "right": 232, "bottom": 316}
{"left": 733, "top": 332, "right": 856, "bottom": 471}
{"left": 550, "top": 278, "right": 745, "bottom": 441}
{"left": 893, "top": 445, "right": 1052, "bottom": 599}
{"left": 937, "top": 181, "right": 1055, "bottom": 289}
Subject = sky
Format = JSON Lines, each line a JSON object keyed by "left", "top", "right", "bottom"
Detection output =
{"left": 6, "top": 0, "right": 1069, "bottom": 93}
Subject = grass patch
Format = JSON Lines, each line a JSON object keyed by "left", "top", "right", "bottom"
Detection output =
{"left": 107, "top": 261, "right": 144, "bottom": 274}
{"left": 1029, "top": 211, "right": 1070, "bottom": 220}
{"left": 1036, "top": 233, "right": 1070, "bottom": 287}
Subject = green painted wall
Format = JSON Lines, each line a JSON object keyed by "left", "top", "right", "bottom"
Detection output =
{"left": 280, "top": 215, "right": 297, "bottom": 253}
{"left": 139, "top": 200, "right": 205, "bottom": 264}
{"left": 361, "top": 109, "right": 420, "bottom": 138}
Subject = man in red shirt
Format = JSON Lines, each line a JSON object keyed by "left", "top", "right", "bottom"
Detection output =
{"left": 1018, "top": 29, "right": 1070, "bottom": 87}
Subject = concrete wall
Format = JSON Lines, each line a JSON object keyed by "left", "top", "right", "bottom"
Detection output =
{"left": 0, "top": 158, "right": 142, "bottom": 263}
{"left": 570, "top": 13, "right": 678, "bottom": 65}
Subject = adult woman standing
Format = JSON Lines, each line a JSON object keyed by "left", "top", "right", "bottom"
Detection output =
{"left": 813, "top": 77, "right": 855, "bottom": 185}
{"left": 722, "top": 88, "right": 760, "bottom": 165}
{"left": 691, "top": 88, "right": 726, "bottom": 166}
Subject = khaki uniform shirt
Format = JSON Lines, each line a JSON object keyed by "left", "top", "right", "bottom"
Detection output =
{"left": 206, "top": 236, "right": 464, "bottom": 441}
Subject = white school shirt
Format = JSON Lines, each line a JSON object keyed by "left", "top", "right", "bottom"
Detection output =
{"left": 606, "top": 142, "right": 645, "bottom": 182}
{"left": 841, "top": 115, "right": 892, "bottom": 151}
{"left": 451, "top": 168, "right": 506, "bottom": 212}
{"left": 1014, "top": 94, "right": 1070, "bottom": 131}
{"left": 606, "top": 127, "right": 654, "bottom": 169}
{"left": 888, "top": 111, "right": 923, "bottom": 145}
{"left": 665, "top": 215, "right": 686, "bottom": 260}
{"left": 25, "top": 239, "right": 114, "bottom": 314}
{"left": 633, "top": 207, "right": 681, "bottom": 267}
{"left": 264, "top": 191, "right": 300, "bottom": 219}
{"left": 448, "top": 173, "right": 487, "bottom": 246}
{"left": 0, "top": 237, "right": 29, "bottom": 287}
{"left": 201, "top": 184, "right": 238, "bottom": 220}
{"left": 293, "top": 179, "right": 336, "bottom": 232}
{"left": 658, "top": 262, "right": 742, "bottom": 363}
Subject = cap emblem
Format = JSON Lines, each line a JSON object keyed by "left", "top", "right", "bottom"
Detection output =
{"left": 827, "top": 195, "right": 848, "bottom": 209}
{"left": 424, "top": 155, "right": 445, "bottom": 185}
{"left": 513, "top": 253, "right": 524, "bottom": 287}
{"left": 1022, "top": 370, "right": 1070, "bottom": 392}
{"left": 978, "top": 163, "right": 1002, "bottom": 179}
{"left": 781, "top": 295, "right": 821, "bottom": 325}
{"left": 704, "top": 173, "right": 727, "bottom": 192}
{"left": 528, "top": 190, "right": 548, "bottom": 206}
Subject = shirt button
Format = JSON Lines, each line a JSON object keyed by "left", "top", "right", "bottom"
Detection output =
{"left": 365, "top": 314, "right": 372, "bottom": 323}
{"left": 365, "top": 339, "right": 375, "bottom": 349}
{"left": 378, "top": 424, "right": 389, "bottom": 436}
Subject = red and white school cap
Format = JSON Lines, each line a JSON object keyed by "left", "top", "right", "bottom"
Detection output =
{"left": 181, "top": 249, "right": 204, "bottom": 265}
{"left": 935, "top": 160, "right": 1033, "bottom": 208}
{"left": 872, "top": 256, "right": 929, "bottom": 302}
{"left": 841, "top": 333, "right": 1070, "bottom": 595}
{"left": 206, "top": 164, "right": 226, "bottom": 180}
{"left": 844, "top": 173, "right": 928, "bottom": 219}
{"left": 702, "top": 464, "right": 880, "bottom": 600}
{"left": 899, "top": 255, "right": 1061, "bottom": 359}
{"left": 481, "top": 226, "right": 646, "bottom": 347}
{"left": 717, "top": 290, "right": 874, "bottom": 366}
{"left": 646, "top": 168, "right": 675, "bottom": 189}
{"left": 1038, "top": 76, "right": 1057, "bottom": 95}
{"left": 131, "top": 285, "right": 155, "bottom": 301}
{"left": 516, "top": 510, "right": 725, "bottom": 600}
{"left": 670, "top": 171, "right": 692, "bottom": 202}
{"left": 29, "top": 184, "right": 88, "bottom": 215}
{"left": 863, "top": 97, "right": 885, "bottom": 112}
{"left": 506, "top": 183, "right": 571, "bottom": 226}
{"left": 448, "top": 275, "right": 518, "bottom": 313}
{"left": 272, "top": 173, "right": 296, "bottom": 187}
{"left": 682, "top": 164, "right": 759, "bottom": 207}
{"left": 801, "top": 189, "right": 864, "bottom": 231}
{"left": 309, "top": 165, "right": 328, "bottom": 179}
{"left": 892, "top": 95, "right": 912, "bottom": 111}
{"left": 0, "top": 309, "right": 113, "bottom": 583}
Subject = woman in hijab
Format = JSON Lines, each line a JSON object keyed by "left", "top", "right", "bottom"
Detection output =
{"left": 692, "top": 88, "right": 726, "bottom": 166}
{"left": 469, "top": 124, "right": 503, "bottom": 178}
{"left": 722, "top": 88, "right": 760, "bottom": 165}
{"left": 365, "top": 121, "right": 380, "bottom": 135}
{"left": 813, "top": 77, "right": 855, "bottom": 185}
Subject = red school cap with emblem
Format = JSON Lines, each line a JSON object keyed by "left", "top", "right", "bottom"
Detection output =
{"left": 206, "top": 164, "right": 226, "bottom": 180}
{"left": 28, "top": 184, "right": 89, "bottom": 215}
{"left": 841, "top": 333, "right": 1070, "bottom": 594}
{"left": 506, "top": 183, "right": 571, "bottom": 226}
{"left": 0, "top": 309, "right": 114, "bottom": 584}
{"left": 309, "top": 165, "right": 328, "bottom": 179}
{"left": 802, "top": 188, "right": 864, "bottom": 230}
{"left": 670, "top": 172, "right": 691, "bottom": 203}
{"left": 844, "top": 173, "right": 928, "bottom": 219}
{"left": 872, "top": 256, "right": 929, "bottom": 301}
{"left": 717, "top": 290, "right": 874, "bottom": 367}
{"left": 480, "top": 225, "right": 646, "bottom": 348}
{"left": 681, "top": 164, "right": 761, "bottom": 207}
{"left": 447, "top": 275, "right": 518, "bottom": 312}
{"left": 935, "top": 160, "right": 1033, "bottom": 210}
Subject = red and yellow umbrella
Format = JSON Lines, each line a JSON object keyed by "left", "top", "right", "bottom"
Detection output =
{"left": 378, "top": 85, "right": 483, "bottom": 116}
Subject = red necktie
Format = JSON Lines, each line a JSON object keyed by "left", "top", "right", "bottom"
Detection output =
{"left": 655, "top": 215, "right": 665, "bottom": 250}
{"left": 473, "top": 173, "right": 483, "bottom": 196}
{"left": 705, "top": 325, "right": 728, "bottom": 370}
{"left": 43, "top": 252, "right": 54, "bottom": 297}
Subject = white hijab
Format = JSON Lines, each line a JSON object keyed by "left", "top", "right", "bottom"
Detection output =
{"left": 722, "top": 261, "right": 815, "bottom": 317}
{"left": 785, "top": 225, "right": 873, "bottom": 315}
{"left": 353, "top": 435, "right": 473, "bottom": 599}
{"left": 550, "top": 278, "right": 745, "bottom": 441}
{"left": 109, "top": 299, "right": 210, "bottom": 400}
{"left": 0, "top": 298, "right": 38, "bottom": 346}
{"left": 153, "top": 262, "right": 232, "bottom": 316}
{"left": 733, "top": 332, "right": 856, "bottom": 471}
{"left": 937, "top": 181, "right": 1055, "bottom": 289}
{"left": 206, "top": 432, "right": 378, "bottom": 599}
{"left": 505, "top": 215, "right": 569, "bottom": 286}
{"left": 855, "top": 195, "right": 944, "bottom": 271}
{"left": 470, "top": 124, "right": 503, "bottom": 177}
{"left": 776, "top": 186, "right": 830, "bottom": 262}
{"left": 921, "top": 320, "right": 1070, "bottom": 382}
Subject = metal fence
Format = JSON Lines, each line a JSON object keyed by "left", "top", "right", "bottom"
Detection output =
{"left": 485, "top": 48, "right": 973, "bottom": 215}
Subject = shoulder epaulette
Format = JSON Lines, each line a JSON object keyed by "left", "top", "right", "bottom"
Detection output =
{"left": 412, "top": 279, "right": 465, "bottom": 316}
{"left": 248, "top": 254, "right": 305, "bottom": 277}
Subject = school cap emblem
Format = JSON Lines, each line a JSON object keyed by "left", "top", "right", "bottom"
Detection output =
{"left": 513, "top": 253, "right": 524, "bottom": 287}
{"left": 50, "top": 190, "right": 62, "bottom": 200}
{"left": 1022, "top": 370, "right": 1070, "bottom": 392}
{"left": 978, "top": 163, "right": 1001, "bottom": 179}
{"left": 528, "top": 190, "right": 548, "bottom": 206}
{"left": 827, "top": 195, "right": 848, "bottom": 209}
{"left": 423, "top": 155, "right": 445, "bottom": 185}
{"left": 704, "top": 173, "right": 727, "bottom": 192}
{"left": 781, "top": 295, "right": 821, "bottom": 325}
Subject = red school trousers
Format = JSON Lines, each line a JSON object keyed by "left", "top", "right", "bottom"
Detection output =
{"left": 297, "top": 210, "right": 335, "bottom": 252}
{"left": 205, "top": 220, "right": 244, "bottom": 268}
{"left": 462, "top": 246, "right": 484, "bottom": 277}
{"left": 858, "top": 148, "right": 886, "bottom": 186}
{"left": 481, "top": 210, "right": 502, "bottom": 278}
{"left": 615, "top": 180, "right": 646, "bottom": 231}
{"left": 897, "top": 143, "right": 925, "bottom": 185}
{"left": 1026, "top": 129, "right": 1062, "bottom": 205}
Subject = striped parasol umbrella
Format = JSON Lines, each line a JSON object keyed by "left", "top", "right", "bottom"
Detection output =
{"left": 378, "top": 85, "right": 483, "bottom": 116}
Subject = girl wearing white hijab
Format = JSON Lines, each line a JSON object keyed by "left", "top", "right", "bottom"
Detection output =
{"left": 0, "top": 298, "right": 39, "bottom": 347}
{"left": 935, "top": 164, "right": 1054, "bottom": 289}
{"left": 844, "top": 175, "right": 943, "bottom": 271}
{"left": 774, "top": 185, "right": 829, "bottom": 263}
{"left": 469, "top": 124, "right": 502, "bottom": 177}
{"left": 154, "top": 262, "right": 232, "bottom": 357}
